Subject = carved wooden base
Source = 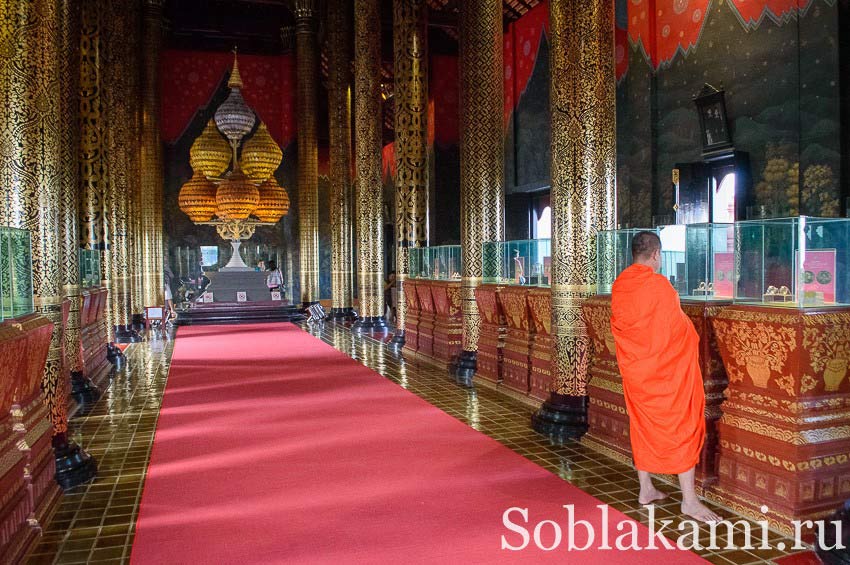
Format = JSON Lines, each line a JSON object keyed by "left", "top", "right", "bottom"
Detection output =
{"left": 414, "top": 282, "right": 436, "bottom": 359}
{"left": 0, "top": 315, "right": 58, "bottom": 563}
{"left": 474, "top": 284, "right": 505, "bottom": 383}
{"left": 500, "top": 287, "right": 533, "bottom": 396}
{"left": 711, "top": 305, "right": 850, "bottom": 539}
{"left": 401, "top": 281, "right": 420, "bottom": 355}
{"left": 81, "top": 288, "right": 109, "bottom": 385}
{"left": 527, "top": 289, "right": 553, "bottom": 401}
{"left": 431, "top": 281, "right": 462, "bottom": 366}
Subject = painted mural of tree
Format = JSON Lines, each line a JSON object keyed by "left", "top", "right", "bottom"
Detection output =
{"left": 802, "top": 164, "right": 840, "bottom": 217}
{"left": 754, "top": 144, "right": 798, "bottom": 217}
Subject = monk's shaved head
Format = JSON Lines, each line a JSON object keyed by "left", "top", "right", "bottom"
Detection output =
{"left": 631, "top": 231, "right": 661, "bottom": 261}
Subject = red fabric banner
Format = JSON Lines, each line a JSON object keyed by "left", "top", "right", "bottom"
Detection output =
{"left": 160, "top": 49, "right": 296, "bottom": 147}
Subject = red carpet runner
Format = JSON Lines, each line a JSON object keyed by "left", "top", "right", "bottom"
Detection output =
{"left": 131, "top": 323, "right": 705, "bottom": 564}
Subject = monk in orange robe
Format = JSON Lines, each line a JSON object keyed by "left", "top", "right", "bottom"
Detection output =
{"left": 610, "top": 231, "right": 720, "bottom": 523}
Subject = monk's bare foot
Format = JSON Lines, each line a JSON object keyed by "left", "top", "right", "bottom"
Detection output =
{"left": 681, "top": 500, "right": 721, "bottom": 523}
{"left": 638, "top": 487, "right": 667, "bottom": 505}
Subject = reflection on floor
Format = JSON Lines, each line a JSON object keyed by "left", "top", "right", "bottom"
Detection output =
{"left": 26, "top": 322, "right": 813, "bottom": 564}
{"left": 26, "top": 335, "right": 173, "bottom": 564}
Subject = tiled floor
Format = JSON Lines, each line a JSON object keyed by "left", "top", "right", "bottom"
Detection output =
{"left": 26, "top": 333, "right": 173, "bottom": 564}
{"left": 26, "top": 322, "right": 813, "bottom": 564}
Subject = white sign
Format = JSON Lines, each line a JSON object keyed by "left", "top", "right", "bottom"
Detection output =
{"left": 237, "top": 291, "right": 247, "bottom": 302}
{"left": 202, "top": 292, "right": 213, "bottom": 303}
{"left": 271, "top": 291, "right": 282, "bottom": 301}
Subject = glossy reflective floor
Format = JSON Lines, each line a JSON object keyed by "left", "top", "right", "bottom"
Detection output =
{"left": 26, "top": 322, "right": 813, "bottom": 564}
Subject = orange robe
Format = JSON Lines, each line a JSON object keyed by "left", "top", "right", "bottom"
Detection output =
{"left": 610, "top": 263, "right": 705, "bottom": 474}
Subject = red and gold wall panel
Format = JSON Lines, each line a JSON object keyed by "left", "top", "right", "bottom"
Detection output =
{"left": 474, "top": 284, "right": 506, "bottom": 383}
{"left": 500, "top": 286, "right": 533, "bottom": 396}
{"left": 711, "top": 305, "right": 850, "bottom": 537}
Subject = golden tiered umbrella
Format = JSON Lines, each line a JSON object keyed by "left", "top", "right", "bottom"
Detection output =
{"left": 178, "top": 171, "right": 217, "bottom": 222}
{"left": 254, "top": 176, "right": 290, "bottom": 223}
{"left": 215, "top": 167, "right": 260, "bottom": 221}
{"left": 190, "top": 120, "right": 231, "bottom": 178}
{"left": 241, "top": 122, "right": 282, "bottom": 181}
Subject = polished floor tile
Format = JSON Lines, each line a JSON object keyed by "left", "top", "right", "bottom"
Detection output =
{"left": 25, "top": 322, "right": 816, "bottom": 564}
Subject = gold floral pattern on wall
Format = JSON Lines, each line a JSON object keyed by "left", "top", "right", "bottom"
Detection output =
{"left": 712, "top": 318, "right": 796, "bottom": 390}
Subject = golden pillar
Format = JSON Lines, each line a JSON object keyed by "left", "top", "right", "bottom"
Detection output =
{"left": 0, "top": 0, "right": 97, "bottom": 487}
{"left": 295, "top": 0, "right": 320, "bottom": 305}
{"left": 103, "top": 0, "right": 140, "bottom": 342}
{"left": 391, "top": 0, "right": 429, "bottom": 345}
{"left": 532, "top": 0, "right": 617, "bottom": 439}
{"left": 126, "top": 0, "right": 144, "bottom": 324}
{"left": 59, "top": 0, "right": 95, "bottom": 399}
{"left": 79, "top": 0, "right": 111, "bottom": 346}
{"left": 352, "top": 0, "right": 387, "bottom": 330}
{"left": 455, "top": 0, "right": 504, "bottom": 384}
{"left": 141, "top": 0, "right": 165, "bottom": 309}
{"left": 327, "top": 0, "right": 356, "bottom": 320}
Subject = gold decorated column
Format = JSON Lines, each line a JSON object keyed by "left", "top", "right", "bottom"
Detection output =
{"left": 455, "top": 0, "right": 504, "bottom": 385}
{"left": 59, "top": 0, "right": 98, "bottom": 400}
{"left": 126, "top": 0, "right": 144, "bottom": 325}
{"left": 141, "top": 0, "right": 165, "bottom": 308}
{"left": 79, "top": 0, "right": 111, "bottom": 344}
{"left": 295, "top": 0, "right": 320, "bottom": 305}
{"left": 532, "top": 0, "right": 616, "bottom": 439}
{"left": 390, "top": 0, "right": 429, "bottom": 346}
{"left": 352, "top": 0, "right": 387, "bottom": 330}
{"left": 103, "top": 0, "right": 140, "bottom": 342}
{"left": 0, "top": 0, "right": 97, "bottom": 488}
{"left": 327, "top": 0, "right": 356, "bottom": 320}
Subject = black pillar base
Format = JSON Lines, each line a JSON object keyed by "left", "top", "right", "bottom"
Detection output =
{"left": 131, "top": 313, "right": 145, "bottom": 331}
{"left": 113, "top": 324, "right": 141, "bottom": 344}
{"left": 816, "top": 500, "right": 850, "bottom": 564}
{"left": 531, "top": 393, "right": 589, "bottom": 441}
{"left": 454, "top": 350, "right": 477, "bottom": 387}
{"left": 330, "top": 307, "right": 358, "bottom": 321}
{"left": 389, "top": 330, "right": 405, "bottom": 347}
{"left": 106, "top": 342, "right": 125, "bottom": 367}
{"left": 352, "top": 316, "right": 388, "bottom": 332}
{"left": 53, "top": 433, "right": 97, "bottom": 490}
{"left": 70, "top": 370, "right": 101, "bottom": 407}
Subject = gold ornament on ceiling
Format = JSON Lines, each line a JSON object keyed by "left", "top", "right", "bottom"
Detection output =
{"left": 255, "top": 176, "right": 290, "bottom": 223}
{"left": 178, "top": 171, "right": 218, "bottom": 222}
{"left": 241, "top": 122, "right": 283, "bottom": 181}
{"left": 215, "top": 168, "right": 260, "bottom": 221}
{"left": 189, "top": 120, "right": 231, "bottom": 178}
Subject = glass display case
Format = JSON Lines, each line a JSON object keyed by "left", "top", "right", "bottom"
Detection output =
{"left": 481, "top": 239, "right": 551, "bottom": 286}
{"left": 0, "top": 227, "right": 34, "bottom": 321}
{"left": 735, "top": 216, "right": 850, "bottom": 307}
{"left": 79, "top": 249, "right": 102, "bottom": 288}
{"left": 596, "top": 228, "right": 656, "bottom": 294}
{"left": 408, "top": 245, "right": 462, "bottom": 280}
{"left": 677, "top": 223, "right": 735, "bottom": 300}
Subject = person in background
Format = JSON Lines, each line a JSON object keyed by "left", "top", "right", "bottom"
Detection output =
{"left": 163, "top": 262, "right": 177, "bottom": 324}
{"left": 384, "top": 271, "right": 396, "bottom": 323}
{"left": 256, "top": 259, "right": 265, "bottom": 272}
{"left": 266, "top": 260, "right": 283, "bottom": 295}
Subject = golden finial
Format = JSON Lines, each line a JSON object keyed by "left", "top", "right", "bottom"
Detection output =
{"left": 228, "top": 47, "right": 244, "bottom": 89}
